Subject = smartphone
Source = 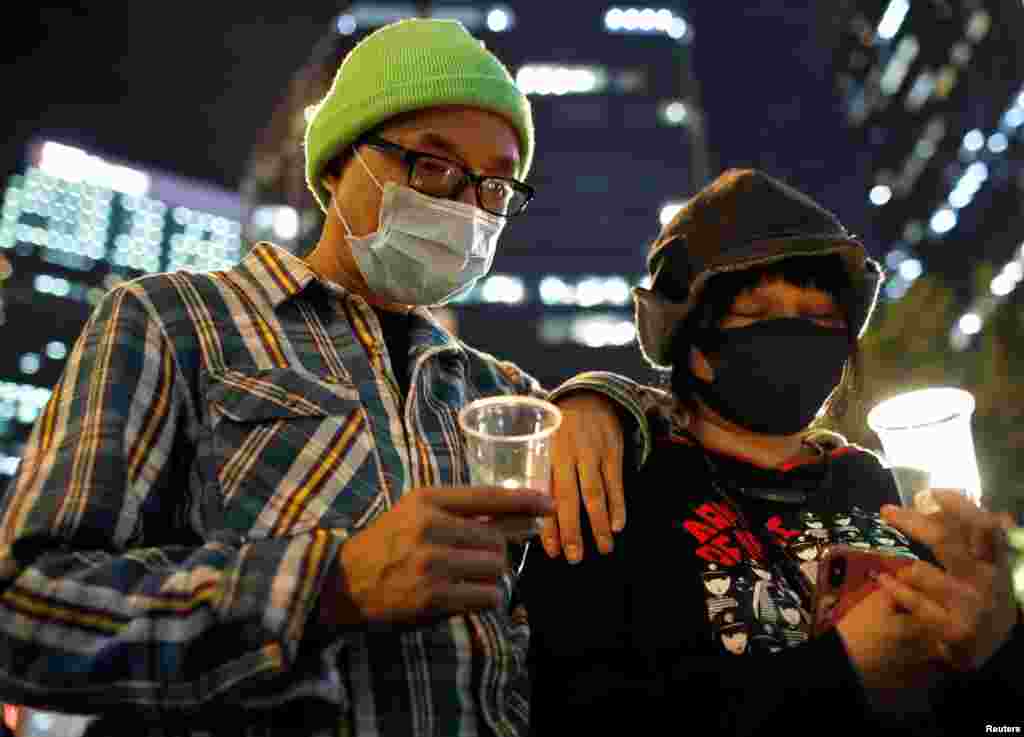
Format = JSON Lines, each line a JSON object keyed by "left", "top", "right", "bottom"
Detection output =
{"left": 811, "top": 545, "right": 915, "bottom": 637}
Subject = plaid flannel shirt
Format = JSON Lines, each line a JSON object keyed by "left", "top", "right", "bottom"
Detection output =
{"left": 0, "top": 243, "right": 652, "bottom": 736}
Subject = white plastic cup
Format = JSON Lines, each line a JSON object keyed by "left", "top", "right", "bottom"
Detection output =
{"left": 867, "top": 387, "right": 982, "bottom": 511}
{"left": 458, "top": 396, "right": 563, "bottom": 495}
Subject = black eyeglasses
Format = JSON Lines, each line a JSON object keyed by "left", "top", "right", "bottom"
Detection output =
{"left": 360, "top": 135, "right": 535, "bottom": 217}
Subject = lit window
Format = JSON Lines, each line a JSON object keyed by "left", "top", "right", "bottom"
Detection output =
{"left": 604, "top": 6, "right": 689, "bottom": 40}
{"left": 486, "top": 8, "right": 511, "bottom": 32}
{"left": 1002, "top": 262, "right": 1024, "bottom": 283}
{"left": 898, "top": 258, "right": 923, "bottom": 281}
{"left": 869, "top": 185, "right": 892, "bottom": 206}
{"left": 539, "top": 276, "right": 573, "bottom": 305}
{"left": 660, "top": 100, "right": 688, "bottom": 125}
{"left": 879, "top": 36, "right": 918, "bottom": 95}
{"left": 958, "top": 127, "right": 983, "bottom": 152}
{"left": 904, "top": 70, "right": 935, "bottom": 111}
{"left": 990, "top": 274, "right": 1016, "bottom": 297}
{"left": 575, "top": 278, "right": 606, "bottom": 308}
{"left": 480, "top": 275, "right": 525, "bottom": 304}
{"left": 965, "top": 9, "right": 991, "bottom": 42}
{"left": 948, "top": 186, "right": 973, "bottom": 209}
{"left": 877, "top": 0, "right": 910, "bottom": 41}
{"left": 19, "top": 354, "right": 40, "bottom": 376}
{"left": 958, "top": 313, "right": 982, "bottom": 335}
{"left": 885, "top": 249, "right": 908, "bottom": 269}
{"left": 571, "top": 315, "right": 636, "bottom": 347}
{"left": 604, "top": 8, "right": 624, "bottom": 31}
{"left": 965, "top": 161, "right": 989, "bottom": 183}
{"left": 929, "top": 208, "right": 957, "bottom": 235}
{"left": 273, "top": 206, "right": 300, "bottom": 241}
{"left": 515, "top": 65, "right": 607, "bottom": 96}
{"left": 0, "top": 455, "right": 20, "bottom": 477}
{"left": 1003, "top": 107, "right": 1024, "bottom": 129}
{"left": 987, "top": 132, "right": 1009, "bottom": 154}
{"left": 336, "top": 14, "right": 356, "bottom": 35}
{"left": 45, "top": 341, "right": 68, "bottom": 360}
{"left": 602, "top": 277, "right": 631, "bottom": 306}
{"left": 668, "top": 17, "right": 688, "bottom": 40}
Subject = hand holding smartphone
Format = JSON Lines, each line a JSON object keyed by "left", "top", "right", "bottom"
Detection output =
{"left": 811, "top": 545, "right": 915, "bottom": 637}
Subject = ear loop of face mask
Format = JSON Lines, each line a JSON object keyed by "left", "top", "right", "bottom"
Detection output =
{"left": 330, "top": 146, "right": 383, "bottom": 239}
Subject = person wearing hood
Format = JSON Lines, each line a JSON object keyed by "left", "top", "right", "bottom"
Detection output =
{"left": 0, "top": 19, "right": 652, "bottom": 736}
{"left": 522, "top": 169, "right": 1022, "bottom": 735}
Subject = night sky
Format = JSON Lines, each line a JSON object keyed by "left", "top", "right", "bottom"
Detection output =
{"left": 1, "top": 2, "right": 875, "bottom": 247}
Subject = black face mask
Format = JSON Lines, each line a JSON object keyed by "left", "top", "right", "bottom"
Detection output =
{"left": 675, "top": 318, "right": 851, "bottom": 436}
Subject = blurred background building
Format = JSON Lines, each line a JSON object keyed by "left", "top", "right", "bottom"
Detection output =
{"left": 827, "top": 0, "right": 1024, "bottom": 350}
{"left": 0, "top": 141, "right": 244, "bottom": 485}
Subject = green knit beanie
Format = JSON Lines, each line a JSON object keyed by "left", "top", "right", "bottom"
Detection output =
{"left": 305, "top": 17, "right": 535, "bottom": 213}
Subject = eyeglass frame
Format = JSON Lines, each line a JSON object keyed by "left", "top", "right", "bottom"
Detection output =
{"left": 358, "top": 135, "right": 535, "bottom": 217}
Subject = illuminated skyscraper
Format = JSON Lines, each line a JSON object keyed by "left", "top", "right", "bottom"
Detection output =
{"left": 0, "top": 140, "right": 244, "bottom": 480}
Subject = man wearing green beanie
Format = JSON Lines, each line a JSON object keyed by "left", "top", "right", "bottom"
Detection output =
{"left": 0, "top": 17, "right": 653, "bottom": 737}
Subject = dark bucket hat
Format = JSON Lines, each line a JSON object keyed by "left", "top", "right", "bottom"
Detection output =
{"left": 633, "top": 168, "right": 884, "bottom": 368}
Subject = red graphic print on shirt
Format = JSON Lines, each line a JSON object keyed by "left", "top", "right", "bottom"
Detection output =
{"left": 676, "top": 501, "right": 765, "bottom": 567}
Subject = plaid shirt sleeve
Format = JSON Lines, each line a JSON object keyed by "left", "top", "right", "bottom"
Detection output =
{"left": 0, "top": 284, "right": 344, "bottom": 713}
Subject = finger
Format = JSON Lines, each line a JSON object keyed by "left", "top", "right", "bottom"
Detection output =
{"left": 539, "top": 514, "right": 562, "bottom": 559}
{"left": 888, "top": 564, "right": 982, "bottom": 648}
{"left": 931, "top": 488, "right": 985, "bottom": 522}
{"left": 485, "top": 515, "right": 543, "bottom": 543}
{"left": 430, "top": 486, "right": 554, "bottom": 518}
{"left": 876, "top": 572, "right": 964, "bottom": 642}
{"left": 881, "top": 502, "right": 957, "bottom": 547}
{"left": 550, "top": 444, "right": 580, "bottom": 561}
{"left": 881, "top": 504, "right": 972, "bottom": 572}
{"left": 577, "top": 464, "right": 614, "bottom": 556}
{"left": 969, "top": 514, "right": 1012, "bottom": 564}
{"left": 602, "top": 450, "right": 626, "bottom": 534}
{"left": 554, "top": 464, "right": 585, "bottom": 564}
{"left": 437, "top": 549, "right": 508, "bottom": 583}
{"left": 433, "top": 581, "right": 504, "bottom": 616}
{"left": 895, "top": 560, "right": 983, "bottom": 615}
{"left": 429, "top": 511, "right": 508, "bottom": 553}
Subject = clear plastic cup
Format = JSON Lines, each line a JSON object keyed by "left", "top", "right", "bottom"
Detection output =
{"left": 458, "top": 396, "right": 563, "bottom": 495}
{"left": 867, "top": 387, "right": 982, "bottom": 511}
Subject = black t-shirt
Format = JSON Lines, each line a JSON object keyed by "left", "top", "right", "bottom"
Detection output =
{"left": 520, "top": 434, "right": 1023, "bottom": 736}
{"left": 373, "top": 307, "right": 412, "bottom": 398}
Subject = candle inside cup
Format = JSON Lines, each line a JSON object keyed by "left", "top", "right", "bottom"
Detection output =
{"left": 458, "top": 396, "right": 562, "bottom": 497}
{"left": 867, "top": 387, "right": 982, "bottom": 509}
{"left": 459, "top": 397, "right": 562, "bottom": 540}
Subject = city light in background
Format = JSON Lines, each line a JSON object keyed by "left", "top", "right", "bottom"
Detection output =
{"left": 334, "top": 4, "right": 517, "bottom": 35}
{"left": 0, "top": 144, "right": 243, "bottom": 275}
{"left": 0, "top": 141, "right": 246, "bottom": 476}
{"left": 659, "top": 100, "right": 689, "bottom": 126}
{"left": 876, "top": 0, "right": 910, "bottom": 41}
{"left": 38, "top": 141, "right": 150, "bottom": 198}
{"left": 515, "top": 65, "right": 608, "bottom": 96}
{"left": 603, "top": 7, "right": 690, "bottom": 41}
{"left": 457, "top": 273, "right": 642, "bottom": 310}
{"left": 841, "top": 0, "right": 1023, "bottom": 352}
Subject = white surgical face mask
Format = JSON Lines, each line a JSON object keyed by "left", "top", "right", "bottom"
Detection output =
{"left": 332, "top": 149, "right": 505, "bottom": 306}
